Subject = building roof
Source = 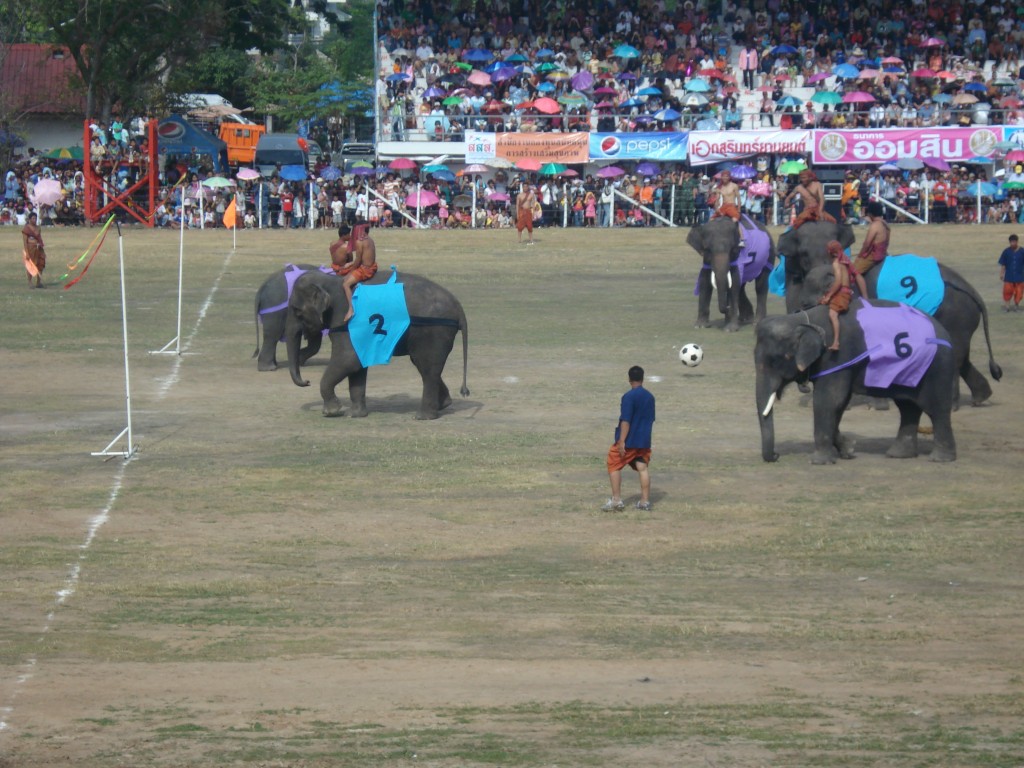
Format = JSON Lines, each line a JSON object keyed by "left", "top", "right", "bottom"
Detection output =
{"left": 1, "top": 44, "right": 86, "bottom": 115}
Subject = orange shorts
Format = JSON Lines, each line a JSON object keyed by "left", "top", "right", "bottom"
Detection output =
{"left": 606, "top": 445, "right": 652, "bottom": 473}
{"left": 336, "top": 262, "right": 378, "bottom": 281}
{"left": 828, "top": 289, "right": 851, "bottom": 313}
{"left": 714, "top": 203, "right": 741, "bottom": 221}
{"left": 1003, "top": 282, "right": 1024, "bottom": 303}
{"left": 517, "top": 207, "right": 533, "bottom": 233}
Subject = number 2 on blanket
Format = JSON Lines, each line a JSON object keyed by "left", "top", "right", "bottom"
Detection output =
{"left": 368, "top": 313, "right": 388, "bottom": 336}
{"left": 899, "top": 275, "right": 918, "bottom": 299}
{"left": 893, "top": 331, "right": 912, "bottom": 359}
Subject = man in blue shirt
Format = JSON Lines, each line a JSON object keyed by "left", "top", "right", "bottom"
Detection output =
{"left": 999, "top": 233, "right": 1024, "bottom": 311}
{"left": 602, "top": 366, "right": 656, "bottom": 511}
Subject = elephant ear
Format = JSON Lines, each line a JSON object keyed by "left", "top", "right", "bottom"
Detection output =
{"left": 685, "top": 225, "right": 704, "bottom": 254}
{"left": 291, "top": 279, "right": 333, "bottom": 331}
{"left": 837, "top": 222, "right": 856, "bottom": 249}
{"left": 795, "top": 324, "right": 826, "bottom": 371}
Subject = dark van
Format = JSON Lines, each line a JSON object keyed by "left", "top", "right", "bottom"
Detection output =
{"left": 253, "top": 133, "right": 309, "bottom": 177}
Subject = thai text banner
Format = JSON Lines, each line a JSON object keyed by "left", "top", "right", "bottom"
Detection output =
{"left": 588, "top": 132, "right": 689, "bottom": 161}
{"left": 465, "top": 131, "right": 589, "bottom": 163}
{"left": 687, "top": 130, "right": 811, "bottom": 165}
{"left": 811, "top": 126, "right": 1003, "bottom": 164}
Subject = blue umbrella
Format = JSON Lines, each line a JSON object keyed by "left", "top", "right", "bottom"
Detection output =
{"left": 619, "top": 98, "right": 644, "bottom": 108}
{"left": 423, "top": 86, "right": 447, "bottom": 99}
{"left": 695, "top": 118, "right": 720, "bottom": 130}
{"left": 613, "top": 44, "right": 641, "bottom": 59}
{"left": 634, "top": 114, "right": 654, "bottom": 124}
{"left": 352, "top": 166, "right": 376, "bottom": 176}
{"left": 833, "top": 63, "right": 860, "bottom": 79}
{"left": 534, "top": 48, "right": 555, "bottom": 59}
{"left": 462, "top": 48, "right": 494, "bottom": 62}
{"left": 504, "top": 53, "right": 527, "bottom": 63}
{"left": 777, "top": 95, "right": 802, "bottom": 107}
{"left": 386, "top": 72, "right": 412, "bottom": 82}
{"left": 536, "top": 82, "right": 555, "bottom": 92}
{"left": 685, "top": 78, "right": 711, "bottom": 92}
{"left": 964, "top": 82, "right": 988, "bottom": 92}
{"left": 637, "top": 86, "right": 662, "bottom": 96}
{"left": 959, "top": 181, "right": 997, "bottom": 197}
{"left": 279, "top": 165, "right": 307, "bottom": 181}
{"left": 965, "top": 156, "right": 995, "bottom": 164}
{"left": 771, "top": 44, "right": 798, "bottom": 55}
{"left": 432, "top": 170, "right": 456, "bottom": 182}
{"left": 932, "top": 93, "right": 953, "bottom": 103}
{"left": 319, "top": 165, "right": 343, "bottom": 181}
{"left": 728, "top": 164, "right": 758, "bottom": 179}
{"left": 636, "top": 161, "right": 661, "bottom": 175}
{"left": 616, "top": 72, "right": 637, "bottom": 81}
{"left": 491, "top": 66, "right": 519, "bottom": 82}
{"left": 483, "top": 61, "right": 503, "bottom": 73}
{"left": 653, "top": 108, "right": 681, "bottom": 121}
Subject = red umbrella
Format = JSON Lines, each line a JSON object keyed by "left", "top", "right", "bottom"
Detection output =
{"left": 482, "top": 99, "right": 506, "bottom": 114}
{"left": 516, "top": 158, "right": 542, "bottom": 171}
{"left": 1000, "top": 96, "right": 1022, "bottom": 108}
{"left": 533, "top": 97, "right": 561, "bottom": 114}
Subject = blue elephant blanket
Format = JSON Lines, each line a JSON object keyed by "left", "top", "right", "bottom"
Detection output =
{"left": 856, "top": 300, "right": 951, "bottom": 388}
{"left": 875, "top": 255, "right": 944, "bottom": 316}
{"left": 693, "top": 215, "right": 772, "bottom": 295}
{"left": 349, "top": 266, "right": 411, "bottom": 367}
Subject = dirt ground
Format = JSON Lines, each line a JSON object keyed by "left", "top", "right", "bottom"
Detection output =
{"left": 1, "top": 222, "right": 1022, "bottom": 767}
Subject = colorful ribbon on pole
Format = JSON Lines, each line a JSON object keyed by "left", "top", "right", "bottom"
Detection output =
{"left": 59, "top": 214, "right": 117, "bottom": 290}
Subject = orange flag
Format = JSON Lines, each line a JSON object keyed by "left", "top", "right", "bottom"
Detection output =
{"left": 223, "top": 195, "right": 238, "bottom": 229}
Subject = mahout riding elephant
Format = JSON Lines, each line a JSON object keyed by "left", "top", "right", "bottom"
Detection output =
{"left": 253, "top": 263, "right": 334, "bottom": 371}
{"left": 775, "top": 220, "right": 857, "bottom": 312}
{"left": 685, "top": 215, "right": 776, "bottom": 331}
{"left": 796, "top": 257, "right": 1002, "bottom": 407}
{"left": 755, "top": 300, "right": 957, "bottom": 464}
{"left": 286, "top": 269, "right": 469, "bottom": 419}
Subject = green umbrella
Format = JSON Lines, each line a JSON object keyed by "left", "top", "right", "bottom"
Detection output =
{"left": 777, "top": 160, "right": 808, "bottom": 175}
{"left": 539, "top": 162, "right": 567, "bottom": 175}
{"left": 557, "top": 93, "right": 587, "bottom": 106}
{"left": 442, "top": 95, "right": 463, "bottom": 105}
{"left": 536, "top": 62, "right": 559, "bottom": 72}
{"left": 43, "top": 146, "right": 84, "bottom": 160}
{"left": 1002, "top": 181, "right": 1024, "bottom": 190}
{"left": 350, "top": 159, "right": 374, "bottom": 168}
{"left": 810, "top": 91, "right": 843, "bottom": 105}
{"left": 452, "top": 61, "right": 473, "bottom": 71}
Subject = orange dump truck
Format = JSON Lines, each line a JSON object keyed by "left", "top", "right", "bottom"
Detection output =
{"left": 218, "top": 121, "right": 266, "bottom": 166}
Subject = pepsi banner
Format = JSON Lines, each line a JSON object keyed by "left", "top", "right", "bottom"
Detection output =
{"left": 588, "top": 132, "right": 689, "bottom": 162}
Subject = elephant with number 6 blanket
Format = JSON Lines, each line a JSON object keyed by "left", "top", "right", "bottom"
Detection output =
{"left": 796, "top": 256, "right": 1001, "bottom": 407}
{"left": 287, "top": 269, "right": 469, "bottom": 419}
{"left": 686, "top": 215, "right": 776, "bottom": 331}
{"left": 755, "top": 300, "right": 957, "bottom": 464}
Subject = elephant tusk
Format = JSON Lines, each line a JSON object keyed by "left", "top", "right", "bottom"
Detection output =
{"left": 761, "top": 392, "right": 777, "bottom": 418}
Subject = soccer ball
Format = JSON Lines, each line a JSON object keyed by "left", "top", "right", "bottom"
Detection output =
{"left": 679, "top": 343, "right": 703, "bottom": 367}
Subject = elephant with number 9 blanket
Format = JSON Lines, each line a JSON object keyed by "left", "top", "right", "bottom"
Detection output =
{"left": 755, "top": 300, "right": 957, "bottom": 464}
{"left": 796, "top": 255, "right": 1002, "bottom": 407}
{"left": 287, "top": 270, "right": 469, "bottom": 419}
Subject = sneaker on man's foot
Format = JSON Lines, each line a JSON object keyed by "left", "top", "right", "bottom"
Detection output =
{"left": 635, "top": 500, "right": 651, "bottom": 511}
{"left": 601, "top": 498, "right": 625, "bottom": 511}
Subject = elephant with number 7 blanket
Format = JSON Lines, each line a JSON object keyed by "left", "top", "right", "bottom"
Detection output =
{"left": 286, "top": 268, "right": 469, "bottom": 419}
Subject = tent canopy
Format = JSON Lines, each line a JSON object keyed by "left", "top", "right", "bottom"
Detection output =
{"left": 157, "top": 114, "right": 228, "bottom": 172}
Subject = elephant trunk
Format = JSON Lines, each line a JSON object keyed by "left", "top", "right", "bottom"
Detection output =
{"left": 756, "top": 369, "right": 780, "bottom": 462}
{"left": 286, "top": 320, "right": 310, "bottom": 387}
{"left": 711, "top": 252, "right": 733, "bottom": 315}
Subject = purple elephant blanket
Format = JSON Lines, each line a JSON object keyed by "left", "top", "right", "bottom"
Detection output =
{"left": 694, "top": 215, "right": 771, "bottom": 295}
{"left": 856, "top": 300, "right": 951, "bottom": 388}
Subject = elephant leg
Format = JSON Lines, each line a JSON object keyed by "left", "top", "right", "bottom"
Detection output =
{"left": 695, "top": 275, "right": 713, "bottom": 328}
{"left": 833, "top": 389, "right": 856, "bottom": 459}
{"left": 299, "top": 331, "right": 324, "bottom": 366}
{"left": 320, "top": 358, "right": 353, "bottom": 417}
{"left": 753, "top": 273, "right": 769, "bottom": 325}
{"left": 257, "top": 312, "right": 285, "bottom": 371}
{"left": 811, "top": 387, "right": 843, "bottom": 464}
{"left": 960, "top": 359, "right": 992, "bottom": 406}
{"left": 736, "top": 286, "right": 755, "bottom": 325}
{"left": 410, "top": 339, "right": 454, "bottom": 420}
{"left": 926, "top": 408, "right": 957, "bottom": 462}
{"left": 886, "top": 400, "right": 921, "bottom": 459}
{"left": 347, "top": 368, "right": 369, "bottom": 417}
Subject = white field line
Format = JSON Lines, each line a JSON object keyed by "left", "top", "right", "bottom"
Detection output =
{"left": 0, "top": 247, "right": 234, "bottom": 736}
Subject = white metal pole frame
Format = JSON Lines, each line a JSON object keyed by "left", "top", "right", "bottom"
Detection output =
{"left": 93, "top": 222, "right": 137, "bottom": 460}
{"left": 151, "top": 192, "right": 186, "bottom": 355}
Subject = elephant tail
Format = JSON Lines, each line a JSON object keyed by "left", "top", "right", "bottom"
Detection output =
{"left": 253, "top": 292, "right": 262, "bottom": 359}
{"left": 946, "top": 280, "right": 1002, "bottom": 382}
{"left": 458, "top": 304, "right": 470, "bottom": 397}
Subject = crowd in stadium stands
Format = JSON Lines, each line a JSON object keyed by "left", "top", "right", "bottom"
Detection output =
{"left": 6, "top": 0, "right": 1024, "bottom": 229}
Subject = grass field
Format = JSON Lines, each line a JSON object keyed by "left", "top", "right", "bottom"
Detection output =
{"left": 1, "top": 221, "right": 1023, "bottom": 767}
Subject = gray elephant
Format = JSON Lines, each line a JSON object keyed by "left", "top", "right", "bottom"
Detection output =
{"left": 755, "top": 300, "right": 957, "bottom": 464}
{"left": 287, "top": 269, "right": 469, "bottom": 419}
{"left": 796, "top": 257, "right": 1002, "bottom": 406}
{"left": 253, "top": 264, "right": 334, "bottom": 371}
{"left": 775, "top": 220, "right": 857, "bottom": 312}
{"left": 686, "top": 215, "right": 776, "bottom": 331}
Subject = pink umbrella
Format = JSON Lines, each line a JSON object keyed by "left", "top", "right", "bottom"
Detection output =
{"left": 236, "top": 168, "right": 261, "bottom": 180}
{"left": 596, "top": 165, "right": 626, "bottom": 178}
{"left": 467, "top": 70, "right": 492, "bottom": 86}
{"left": 389, "top": 157, "right": 417, "bottom": 170}
{"left": 487, "top": 191, "right": 510, "bottom": 202}
{"left": 842, "top": 91, "right": 876, "bottom": 103}
{"left": 1006, "top": 150, "right": 1024, "bottom": 163}
{"left": 405, "top": 189, "right": 439, "bottom": 208}
{"left": 515, "top": 158, "right": 542, "bottom": 171}
{"left": 806, "top": 72, "right": 830, "bottom": 84}
{"left": 921, "top": 37, "right": 945, "bottom": 47}
{"left": 881, "top": 56, "right": 903, "bottom": 65}
{"left": 559, "top": 169, "right": 579, "bottom": 177}
{"left": 911, "top": 68, "right": 936, "bottom": 78}
{"left": 857, "top": 69, "right": 880, "bottom": 79}
{"left": 30, "top": 178, "right": 63, "bottom": 206}
{"left": 532, "top": 97, "right": 561, "bottom": 114}
{"left": 594, "top": 86, "right": 617, "bottom": 95}
{"left": 463, "top": 163, "right": 489, "bottom": 173}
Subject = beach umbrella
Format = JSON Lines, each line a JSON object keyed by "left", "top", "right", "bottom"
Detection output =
{"left": 390, "top": 48, "right": 411, "bottom": 57}
{"left": 442, "top": 96, "right": 464, "bottom": 106}
{"left": 881, "top": 56, "right": 903, "bottom": 65}
{"left": 535, "top": 61, "right": 559, "bottom": 72}
{"left": 896, "top": 157, "right": 924, "bottom": 170}
{"left": 29, "top": 178, "right": 63, "bottom": 206}
{"left": 806, "top": 72, "right": 831, "bottom": 84}
{"left": 453, "top": 194, "right": 472, "bottom": 208}
{"left": 935, "top": 70, "right": 956, "bottom": 81}
{"left": 653, "top": 108, "right": 681, "bottom": 121}
{"left": 964, "top": 82, "right": 988, "bottom": 93}
{"left": 320, "top": 166, "right": 343, "bottom": 181}
{"left": 532, "top": 97, "right": 561, "bottom": 114}
{"left": 594, "top": 86, "right": 617, "bottom": 95}
{"left": 952, "top": 93, "right": 978, "bottom": 105}
{"left": 777, "top": 95, "right": 802, "bottom": 107}
{"left": 516, "top": 158, "right": 542, "bottom": 171}
{"left": 695, "top": 118, "right": 721, "bottom": 130}
{"left": 633, "top": 115, "right": 654, "bottom": 125}
{"left": 729, "top": 164, "right": 758, "bottom": 180}
{"left": 999, "top": 97, "right": 1022, "bottom": 108}
{"left": 43, "top": 146, "right": 84, "bottom": 160}
{"left": 596, "top": 165, "right": 626, "bottom": 178}
{"left": 774, "top": 73, "right": 791, "bottom": 81}
{"left": 832, "top": 63, "right": 860, "bottom": 79}
{"left": 595, "top": 101, "right": 614, "bottom": 109}
{"left": 546, "top": 70, "right": 570, "bottom": 81}
{"left": 539, "top": 162, "right": 567, "bottom": 175}
{"left": 534, "top": 48, "right": 554, "bottom": 59}
{"left": 350, "top": 159, "right": 374, "bottom": 169}
{"left": 777, "top": 160, "right": 807, "bottom": 175}
{"left": 557, "top": 93, "right": 587, "bottom": 106}
{"left": 923, "top": 158, "right": 950, "bottom": 172}
{"left": 1002, "top": 181, "right": 1024, "bottom": 190}
{"left": 279, "top": 165, "right": 307, "bottom": 181}
{"left": 842, "top": 91, "right": 875, "bottom": 103}
{"left": 236, "top": 168, "right": 261, "bottom": 180}
{"left": 571, "top": 71, "right": 594, "bottom": 90}
{"left": 883, "top": 66, "right": 905, "bottom": 74}
{"left": 770, "top": 44, "right": 798, "bottom": 55}
{"left": 405, "top": 189, "right": 440, "bottom": 207}
{"left": 613, "top": 44, "right": 640, "bottom": 58}
{"left": 388, "top": 157, "right": 417, "bottom": 170}
{"left": 481, "top": 99, "right": 507, "bottom": 113}
{"left": 503, "top": 53, "right": 527, "bottom": 63}
{"left": 636, "top": 162, "right": 660, "bottom": 176}
{"left": 811, "top": 91, "right": 843, "bottom": 105}
{"left": 858, "top": 69, "right": 880, "bottom": 79}
{"left": 685, "top": 78, "right": 711, "bottom": 92}
{"left": 462, "top": 48, "right": 494, "bottom": 62}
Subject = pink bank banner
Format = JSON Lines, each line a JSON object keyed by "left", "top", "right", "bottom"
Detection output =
{"left": 811, "top": 126, "right": 1003, "bottom": 164}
